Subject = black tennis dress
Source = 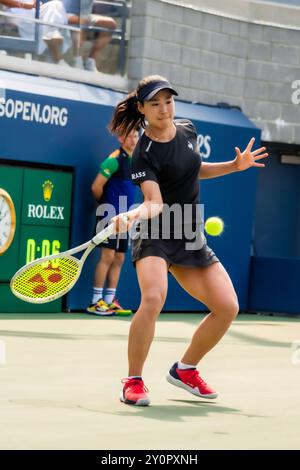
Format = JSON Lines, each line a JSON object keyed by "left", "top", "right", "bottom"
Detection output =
{"left": 131, "top": 119, "right": 219, "bottom": 268}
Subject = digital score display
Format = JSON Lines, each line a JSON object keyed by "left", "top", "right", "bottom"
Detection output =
{"left": 26, "top": 238, "right": 61, "bottom": 264}
{"left": 20, "top": 226, "right": 69, "bottom": 267}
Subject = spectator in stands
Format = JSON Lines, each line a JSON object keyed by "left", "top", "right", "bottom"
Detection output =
{"left": 87, "top": 128, "right": 139, "bottom": 316}
{"left": 0, "top": 0, "right": 71, "bottom": 64}
{"left": 63, "top": 0, "right": 117, "bottom": 71}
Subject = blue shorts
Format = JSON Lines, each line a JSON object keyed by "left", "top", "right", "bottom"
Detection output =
{"left": 98, "top": 233, "right": 129, "bottom": 253}
{"left": 94, "top": 218, "right": 129, "bottom": 253}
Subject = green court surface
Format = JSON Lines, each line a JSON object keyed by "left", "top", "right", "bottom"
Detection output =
{"left": 0, "top": 313, "right": 299, "bottom": 450}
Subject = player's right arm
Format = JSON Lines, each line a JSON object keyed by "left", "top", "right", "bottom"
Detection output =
{"left": 113, "top": 181, "right": 163, "bottom": 233}
{"left": 130, "top": 181, "right": 163, "bottom": 220}
{"left": 112, "top": 142, "right": 163, "bottom": 232}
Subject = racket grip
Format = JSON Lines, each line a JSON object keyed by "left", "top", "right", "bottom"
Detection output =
{"left": 92, "top": 223, "right": 115, "bottom": 246}
{"left": 91, "top": 214, "right": 129, "bottom": 246}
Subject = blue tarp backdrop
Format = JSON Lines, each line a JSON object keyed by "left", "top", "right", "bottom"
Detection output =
{"left": 0, "top": 71, "right": 261, "bottom": 312}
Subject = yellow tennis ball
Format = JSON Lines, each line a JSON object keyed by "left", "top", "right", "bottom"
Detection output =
{"left": 204, "top": 217, "right": 224, "bottom": 236}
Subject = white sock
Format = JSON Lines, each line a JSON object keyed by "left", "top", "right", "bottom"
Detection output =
{"left": 128, "top": 376, "right": 142, "bottom": 380}
{"left": 92, "top": 287, "right": 103, "bottom": 304}
{"left": 104, "top": 288, "right": 116, "bottom": 305}
{"left": 177, "top": 361, "right": 196, "bottom": 370}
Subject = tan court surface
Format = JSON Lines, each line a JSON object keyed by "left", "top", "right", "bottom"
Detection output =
{"left": 0, "top": 313, "right": 300, "bottom": 450}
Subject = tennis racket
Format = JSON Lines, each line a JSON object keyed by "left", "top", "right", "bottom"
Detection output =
{"left": 10, "top": 217, "right": 126, "bottom": 304}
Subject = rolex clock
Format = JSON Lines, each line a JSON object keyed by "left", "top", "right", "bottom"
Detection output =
{"left": 0, "top": 188, "right": 16, "bottom": 255}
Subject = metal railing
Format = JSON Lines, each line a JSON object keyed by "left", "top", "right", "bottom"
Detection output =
{"left": 81, "top": 1, "right": 129, "bottom": 74}
{"left": 0, "top": 0, "right": 41, "bottom": 52}
{"left": 0, "top": 0, "right": 130, "bottom": 74}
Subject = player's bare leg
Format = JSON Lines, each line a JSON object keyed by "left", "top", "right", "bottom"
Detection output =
{"left": 128, "top": 257, "right": 168, "bottom": 376}
{"left": 170, "top": 262, "right": 239, "bottom": 364}
{"left": 120, "top": 257, "right": 168, "bottom": 406}
{"left": 166, "top": 262, "right": 238, "bottom": 399}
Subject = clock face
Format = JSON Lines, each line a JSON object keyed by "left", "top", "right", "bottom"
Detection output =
{"left": 0, "top": 189, "right": 16, "bottom": 254}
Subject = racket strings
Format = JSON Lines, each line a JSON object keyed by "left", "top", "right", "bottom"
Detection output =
{"left": 12, "top": 257, "right": 80, "bottom": 299}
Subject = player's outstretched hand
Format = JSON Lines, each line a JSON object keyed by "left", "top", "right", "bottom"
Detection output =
{"left": 234, "top": 137, "right": 269, "bottom": 172}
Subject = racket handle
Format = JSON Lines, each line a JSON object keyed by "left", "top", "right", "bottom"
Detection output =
{"left": 92, "top": 223, "right": 115, "bottom": 246}
{"left": 91, "top": 214, "right": 129, "bottom": 246}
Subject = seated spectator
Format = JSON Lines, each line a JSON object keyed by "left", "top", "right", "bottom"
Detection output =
{"left": 0, "top": 0, "right": 71, "bottom": 64}
{"left": 63, "top": 0, "right": 117, "bottom": 72}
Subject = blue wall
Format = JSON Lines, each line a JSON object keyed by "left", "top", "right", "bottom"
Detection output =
{"left": 0, "top": 71, "right": 260, "bottom": 312}
{"left": 248, "top": 146, "right": 300, "bottom": 314}
{"left": 253, "top": 150, "right": 300, "bottom": 258}
{"left": 249, "top": 257, "right": 300, "bottom": 314}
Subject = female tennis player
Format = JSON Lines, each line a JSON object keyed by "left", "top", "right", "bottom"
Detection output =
{"left": 110, "top": 75, "right": 268, "bottom": 406}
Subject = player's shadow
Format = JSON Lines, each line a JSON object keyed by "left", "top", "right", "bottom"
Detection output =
{"left": 79, "top": 400, "right": 265, "bottom": 423}
{"left": 117, "top": 402, "right": 265, "bottom": 422}
{"left": 0, "top": 329, "right": 191, "bottom": 344}
{"left": 0, "top": 329, "right": 81, "bottom": 340}
{"left": 227, "top": 330, "right": 291, "bottom": 348}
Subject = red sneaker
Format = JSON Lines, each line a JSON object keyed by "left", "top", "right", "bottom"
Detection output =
{"left": 167, "top": 362, "right": 218, "bottom": 399}
{"left": 120, "top": 377, "right": 150, "bottom": 406}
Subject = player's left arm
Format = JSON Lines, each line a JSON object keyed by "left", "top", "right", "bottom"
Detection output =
{"left": 199, "top": 137, "right": 268, "bottom": 180}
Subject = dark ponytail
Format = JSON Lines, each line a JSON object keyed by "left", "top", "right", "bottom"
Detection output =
{"left": 109, "top": 91, "right": 145, "bottom": 137}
